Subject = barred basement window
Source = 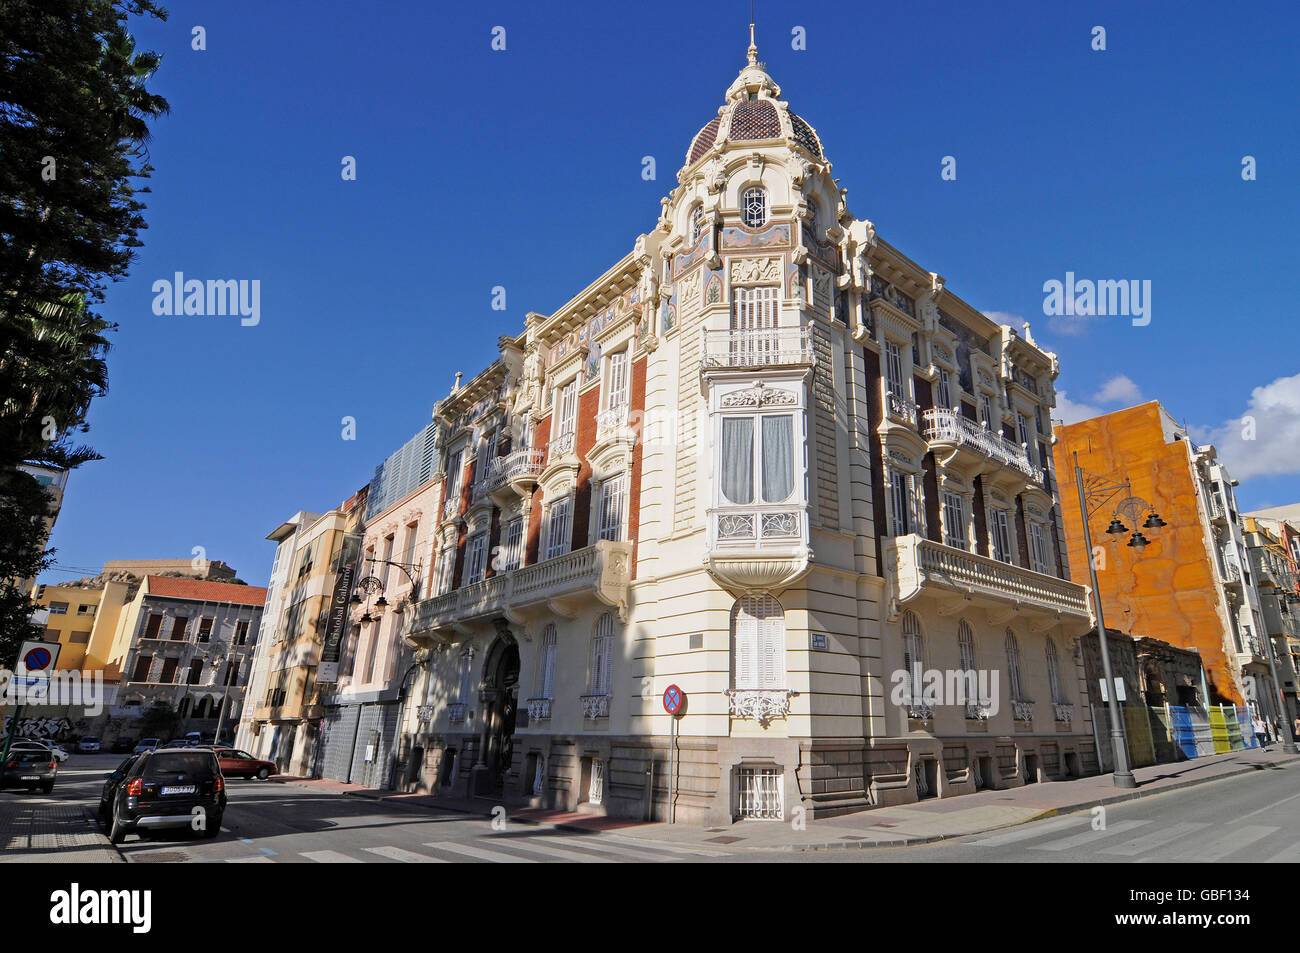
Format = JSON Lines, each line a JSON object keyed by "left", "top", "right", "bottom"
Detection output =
{"left": 741, "top": 186, "right": 768, "bottom": 228}
{"left": 736, "top": 766, "right": 783, "bottom": 820}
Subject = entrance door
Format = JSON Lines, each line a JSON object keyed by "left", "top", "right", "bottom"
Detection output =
{"left": 483, "top": 637, "right": 520, "bottom": 792}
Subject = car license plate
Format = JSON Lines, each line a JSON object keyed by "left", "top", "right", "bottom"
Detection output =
{"left": 161, "top": 785, "right": 196, "bottom": 795}
{"left": 21, "top": 775, "right": 39, "bottom": 781}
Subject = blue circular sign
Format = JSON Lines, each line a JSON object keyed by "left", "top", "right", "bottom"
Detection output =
{"left": 663, "top": 684, "right": 685, "bottom": 716}
{"left": 23, "top": 647, "right": 52, "bottom": 671}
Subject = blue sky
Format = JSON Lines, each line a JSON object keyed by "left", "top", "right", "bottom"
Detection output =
{"left": 39, "top": 0, "right": 1300, "bottom": 586}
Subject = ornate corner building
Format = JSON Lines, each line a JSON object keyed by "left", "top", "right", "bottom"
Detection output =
{"left": 397, "top": 37, "right": 1096, "bottom": 824}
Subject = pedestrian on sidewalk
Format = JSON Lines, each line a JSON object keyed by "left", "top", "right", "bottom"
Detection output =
{"left": 1293, "top": 716, "right": 1300, "bottom": 741}
{"left": 1253, "top": 716, "right": 1268, "bottom": 750}
{"left": 1274, "top": 717, "right": 1284, "bottom": 746}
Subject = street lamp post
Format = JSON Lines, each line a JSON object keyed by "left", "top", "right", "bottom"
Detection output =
{"left": 1072, "top": 452, "right": 1173, "bottom": 789}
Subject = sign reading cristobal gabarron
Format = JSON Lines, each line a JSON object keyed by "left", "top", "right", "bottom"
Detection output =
{"left": 318, "top": 533, "right": 362, "bottom": 683}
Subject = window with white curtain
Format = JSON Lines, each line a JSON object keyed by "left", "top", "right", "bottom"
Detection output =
{"left": 536, "top": 624, "right": 557, "bottom": 699}
{"left": 605, "top": 350, "right": 629, "bottom": 410}
{"left": 732, "top": 594, "right": 784, "bottom": 690}
{"left": 598, "top": 474, "right": 626, "bottom": 542}
{"left": 991, "top": 509, "right": 1013, "bottom": 563}
{"left": 1005, "top": 631, "right": 1026, "bottom": 701}
{"left": 1028, "top": 520, "right": 1052, "bottom": 575}
{"left": 888, "top": 466, "right": 915, "bottom": 537}
{"left": 719, "top": 413, "right": 795, "bottom": 506}
{"left": 942, "top": 492, "right": 967, "bottom": 550}
{"left": 589, "top": 613, "right": 615, "bottom": 696}
{"left": 545, "top": 497, "right": 572, "bottom": 560}
{"left": 1046, "top": 638, "right": 1064, "bottom": 703}
{"left": 884, "top": 339, "right": 905, "bottom": 395}
{"left": 465, "top": 533, "right": 487, "bottom": 584}
{"left": 502, "top": 518, "right": 523, "bottom": 571}
{"left": 901, "top": 611, "right": 924, "bottom": 701}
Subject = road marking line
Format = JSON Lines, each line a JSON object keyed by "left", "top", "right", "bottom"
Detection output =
{"left": 594, "top": 835, "right": 728, "bottom": 857}
{"left": 543, "top": 836, "right": 680, "bottom": 862}
{"left": 1097, "top": 821, "right": 1211, "bottom": 857}
{"left": 483, "top": 838, "right": 616, "bottom": 863}
{"left": 1162, "top": 824, "right": 1276, "bottom": 862}
{"left": 423, "top": 841, "right": 538, "bottom": 863}
{"left": 363, "top": 845, "right": 446, "bottom": 863}
{"left": 966, "top": 817, "right": 1085, "bottom": 847}
{"left": 1232, "top": 790, "right": 1300, "bottom": 823}
{"left": 300, "top": 850, "right": 363, "bottom": 863}
{"left": 226, "top": 855, "right": 274, "bottom": 863}
{"left": 1030, "top": 819, "right": 1152, "bottom": 852}
{"left": 1263, "top": 841, "right": 1300, "bottom": 863}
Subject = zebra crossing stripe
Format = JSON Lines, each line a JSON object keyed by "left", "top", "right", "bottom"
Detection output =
{"left": 1030, "top": 819, "right": 1152, "bottom": 852}
{"left": 485, "top": 838, "right": 617, "bottom": 863}
{"left": 300, "top": 850, "right": 362, "bottom": 863}
{"left": 226, "top": 855, "right": 274, "bottom": 863}
{"left": 541, "top": 836, "right": 683, "bottom": 863}
{"left": 424, "top": 841, "right": 539, "bottom": 863}
{"left": 1097, "top": 821, "right": 1211, "bottom": 857}
{"left": 967, "top": 817, "right": 1085, "bottom": 847}
{"left": 1162, "top": 824, "right": 1276, "bottom": 863}
{"left": 1263, "top": 841, "right": 1300, "bottom": 863}
{"left": 363, "top": 845, "right": 447, "bottom": 863}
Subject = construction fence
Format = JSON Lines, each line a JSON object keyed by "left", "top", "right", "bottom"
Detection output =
{"left": 1092, "top": 703, "right": 1259, "bottom": 772}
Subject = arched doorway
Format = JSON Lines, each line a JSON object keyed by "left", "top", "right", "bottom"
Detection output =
{"left": 477, "top": 628, "right": 520, "bottom": 795}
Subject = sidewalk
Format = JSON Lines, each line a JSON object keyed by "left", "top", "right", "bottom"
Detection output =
{"left": 0, "top": 802, "right": 122, "bottom": 863}
{"left": 280, "top": 746, "right": 1300, "bottom": 852}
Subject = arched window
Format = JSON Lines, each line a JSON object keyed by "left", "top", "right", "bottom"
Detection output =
{"left": 1046, "top": 638, "right": 1064, "bottom": 703}
{"left": 690, "top": 205, "right": 705, "bottom": 245}
{"left": 732, "top": 594, "right": 785, "bottom": 689}
{"left": 1005, "top": 630, "right": 1025, "bottom": 701}
{"left": 536, "top": 624, "right": 557, "bottom": 700}
{"left": 957, "top": 619, "right": 977, "bottom": 703}
{"left": 742, "top": 186, "right": 768, "bottom": 228}
{"left": 901, "top": 611, "right": 925, "bottom": 701}
{"left": 589, "top": 613, "right": 615, "bottom": 696}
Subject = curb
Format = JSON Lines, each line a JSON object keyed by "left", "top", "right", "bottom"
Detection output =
{"left": 79, "top": 805, "right": 126, "bottom": 863}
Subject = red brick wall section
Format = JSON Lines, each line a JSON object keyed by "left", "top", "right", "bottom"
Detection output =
{"left": 628, "top": 356, "right": 647, "bottom": 577}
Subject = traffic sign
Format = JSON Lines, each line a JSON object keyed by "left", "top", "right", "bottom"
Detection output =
{"left": 663, "top": 684, "right": 685, "bottom": 716}
{"left": 16, "top": 639, "right": 59, "bottom": 680}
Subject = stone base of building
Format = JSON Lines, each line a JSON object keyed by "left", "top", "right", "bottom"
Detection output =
{"left": 400, "top": 729, "right": 1100, "bottom": 826}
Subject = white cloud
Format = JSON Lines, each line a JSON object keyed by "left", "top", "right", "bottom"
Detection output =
{"left": 1054, "top": 391, "right": 1103, "bottom": 425}
{"left": 1194, "top": 372, "right": 1300, "bottom": 479}
{"left": 1093, "top": 374, "right": 1143, "bottom": 405}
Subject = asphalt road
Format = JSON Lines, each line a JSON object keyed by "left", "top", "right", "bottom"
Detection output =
{"left": 11, "top": 752, "right": 1300, "bottom": 863}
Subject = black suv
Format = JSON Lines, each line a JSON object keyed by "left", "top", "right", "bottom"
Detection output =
{"left": 105, "top": 748, "right": 226, "bottom": 844}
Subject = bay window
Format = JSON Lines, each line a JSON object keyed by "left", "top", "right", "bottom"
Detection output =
{"left": 720, "top": 413, "right": 795, "bottom": 506}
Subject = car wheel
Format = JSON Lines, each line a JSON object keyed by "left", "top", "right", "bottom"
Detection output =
{"left": 256, "top": 767, "right": 270, "bottom": 780}
{"left": 200, "top": 815, "right": 222, "bottom": 838}
{"left": 108, "top": 812, "right": 127, "bottom": 845}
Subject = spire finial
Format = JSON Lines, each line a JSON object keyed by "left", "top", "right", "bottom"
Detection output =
{"left": 747, "top": 20, "right": 757, "bottom": 65}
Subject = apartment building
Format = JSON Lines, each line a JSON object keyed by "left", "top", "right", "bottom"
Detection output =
{"left": 397, "top": 39, "right": 1095, "bottom": 824}
{"left": 1242, "top": 517, "right": 1300, "bottom": 722}
{"left": 108, "top": 577, "right": 266, "bottom": 734}
{"left": 32, "top": 580, "right": 131, "bottom": 673}
{"left": 1055, "top": 402, "right": 1284, "bottom": 726}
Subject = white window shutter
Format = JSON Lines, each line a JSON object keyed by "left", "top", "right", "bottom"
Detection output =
{"left": 735, "top": 613, "right": 757, "bottom": 689}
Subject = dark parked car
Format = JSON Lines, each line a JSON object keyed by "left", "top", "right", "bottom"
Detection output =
{"left": 98, "top": 754, "right": 138, "bottom": 817}
{"left": 2, "top": 747, "right": 58, "bottom": 793}
{"left": 105, "top": 748, "right": 226, "bottom": 844}
{"left": 211, "top": 747, "right": 275, "bottom": 780}
{"left": 111, "top": 737, "right": 135, "bottom": 754}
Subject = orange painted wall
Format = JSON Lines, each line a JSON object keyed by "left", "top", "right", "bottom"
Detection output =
{"left": 1055, "top": 402, "right": 1241, "bottom": 705}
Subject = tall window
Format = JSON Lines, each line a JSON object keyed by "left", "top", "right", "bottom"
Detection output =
{"left": 465, "top": 533, "right": 487, "bottom": 584}
{"left": 445, "top": 448, "right": 464, "bottom": 498}
{"left": 1046, "top": 638, "right": 1064, "bottom": 703}
{"left": 556, "top": 380, "right": 578, "bottom": 438}
{"left": 536, "top": 624, "right": 557, "bottom": 699}
{"left": 1028, "top": 520, "right": 1052, "bottom": 575}
{"left": 888, "top": 467, "right": 915, "bottom": 537}
{"left": 732, "top": 594, "right": 784, "bottom": 690}
{"left": 502, "top": 518, "right": 524, "bottom": 571}
{"left": 546, "top": 497, "right": 572, "bottom": 560}
{"left": 589, "top": 613, "right": 615, "bottom": 696}
{"left": 690, "top": 205, "right": 705, "bottom": 244}
{"left": 936, "top": 368, "right": 952, "bottom": 409}
{"left": 720, "top": 413, "right": 796, "bottom": 506}
{"left": 901, "top": 611, "right": 925, "bottom": 702}
{"left": 731, "top": 286, "right": 779, "bottom": 331}
{"left": 979, "top": 393, "right": 993, "bottom": 428}
{"left": 957, "top": 620, "right": 977, "bottom": 702}
{"left": 401, "top": 522, "right": 419, "bottom": 570}
{"left": 605, "top": 350, "right": 629, "bottom": 410}
{"left": 742, "top": 186, "right": 768, "bottom": 228}
{"left": 991, "top": 509, "right": 1013, "bottom": 563}
{"left": 884, "top": 339, "right": 905, "bottom": 395}
{"left": 436, "top": 545, "right": 455, "bottom": 594}
{"left": 598, "top": 474, "right": 626, "bottom": 542}
{"left": 942, "top": 492, "right": 967, "bottom": 550}
{"left": 197, "top": 618, "right": 213, "bottom": 643}
{"left": 457, "top": 648, "right": 472, "bottom": 703}
{"left": 1005, "top": 631, "right": 1026, "bottom": 701}
{"left": 1016, "top": 411, "right": 1031, "bottom": 447}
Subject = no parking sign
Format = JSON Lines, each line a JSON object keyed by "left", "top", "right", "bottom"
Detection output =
{"left": 15, "top": 638, "right": 61, "bottom": 696}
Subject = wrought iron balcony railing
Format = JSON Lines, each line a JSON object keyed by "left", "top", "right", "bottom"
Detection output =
{"left": 922, "top": 407, "right": 1041, "bottom": 482}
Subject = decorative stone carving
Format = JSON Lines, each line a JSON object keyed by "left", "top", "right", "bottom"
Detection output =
{"left": 721, "top": 381, "right": 798, "bottom": 408}
{"left": 729, "top": 256, "right": 783, "bottom": 286}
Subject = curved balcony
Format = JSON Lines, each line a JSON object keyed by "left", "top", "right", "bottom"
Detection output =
{"left": 886, "top": 534, "right": 1091, "bottom": 631}
{"left": 403, "top": 540, "right": 632, "bottom": 647}
{"left": 487, "top": 448, "right": 545, "bottom": 493}
{"left": 922, "top": 407, "right": 1042, "bottom": 483}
